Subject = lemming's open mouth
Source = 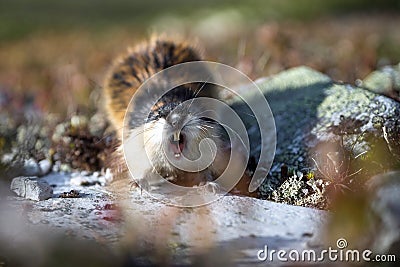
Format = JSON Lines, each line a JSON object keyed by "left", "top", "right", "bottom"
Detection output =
{"left": 169, "top": 132, "right": 185, "bottom": 158}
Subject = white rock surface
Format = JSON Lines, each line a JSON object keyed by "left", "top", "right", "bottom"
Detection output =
{"left": 3, "top": 172, "right": 327, "bottom": 265}
{"left": 10, "top": 176, "right": 53, "bottom": 201}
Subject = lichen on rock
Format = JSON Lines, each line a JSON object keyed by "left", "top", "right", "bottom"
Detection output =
{"left": 231, "top": 66, "right": 400, "bottom": 207}
{"left": 362, "top": 63, "right": 400, "bottom": 102}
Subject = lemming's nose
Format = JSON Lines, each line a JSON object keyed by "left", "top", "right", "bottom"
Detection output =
{"left": 169, "top": 113, "right": 180, "bottom": 127}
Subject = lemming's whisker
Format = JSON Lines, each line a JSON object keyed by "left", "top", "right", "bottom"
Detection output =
{"left": 198, "top": 126, "right": 220, "bottom": 141}
{"left": 194, "top": 78, "right": 211, "bottom": 98}
{"left": 186, "top": 77, "right": 212, "bottom": 112}
{"left": 131, "top": 126, "right": 158, "bottom": 138}
{"left": 124, "top": 125, "right": 158, "bottom": 140}
{"left": 201, "top": 131, "right": 215, "bottom": 160}
{"left": 201, "top": 126, "right": 212, "bottom": 134}
{"left": 201, "top": 124, "right": 214, "bottom": 129}
{"left": 185, "top": 117, "right": 219, "bottom": 128}
{"left": 95, "top": 123, "right": 127, "bottom": 144}
{"left": 144, "top": 133, "right": 157, "bottom": 146}
{"left": 201, "top": 121, "right": 220, "bottom": 128}
{"left": 95, "top": 133, "right": 116, "bottom": 145}
{"left": 191, "top": 109, "right": 218, "bottom": 118}
{"left": 198, "top": 127, "right": 208, "bottom": 136}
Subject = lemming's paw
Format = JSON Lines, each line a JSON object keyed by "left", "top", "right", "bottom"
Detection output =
{"left": 133, "top": 178, "right": 151, "bottom": 193}
{"left": 198, "top": 181, "right": 220, "bottom": 195}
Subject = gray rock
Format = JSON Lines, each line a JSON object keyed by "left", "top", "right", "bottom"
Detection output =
{"left": 363, "top": 63, "right": 400, "bottom": 102}
{"left": 231, "top": 66, "right": 400, "bottom": 198}
{"left": 1, "top": 157, "right": 51, "bottom": 179}
{"left": 10, "top": 176, "right": 53, "bottom": 201}
{"left": 22, "top": 158, "right": 41, "bottom": 176}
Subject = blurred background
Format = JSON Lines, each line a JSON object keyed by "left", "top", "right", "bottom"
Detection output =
{"left": 0, "top": 0, "right": 399, "bottom": 117}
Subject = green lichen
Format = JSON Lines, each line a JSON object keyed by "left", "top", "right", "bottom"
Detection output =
{"left": 231, "top": 66, "right": 400, "bottom": 208}
{"left": 363, "top": 64, "right": 400, "bottom": 101}
{"left": 271, "top": 173, "right": 327, "bottom": 209}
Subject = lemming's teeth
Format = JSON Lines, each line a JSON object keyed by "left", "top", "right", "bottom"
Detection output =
{"left": 174, "top": 153, "right": 181, "bottom": 158}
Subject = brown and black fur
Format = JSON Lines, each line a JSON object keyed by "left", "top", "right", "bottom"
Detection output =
{"left": 103, "top": 36, "right": 258, "bottom": 197}
{"left": 104, "top": 36, "right": 214, "bottom": 138}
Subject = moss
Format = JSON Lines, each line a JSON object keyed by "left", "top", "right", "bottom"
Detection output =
{"left": 51, "top": 115, "right": 118, "bottom": 172}
{"left": 306, "top": 171, "right": 315, "bottom": 180}
{"left": 271, "top": 173, "right": 327, "bottom": 209}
